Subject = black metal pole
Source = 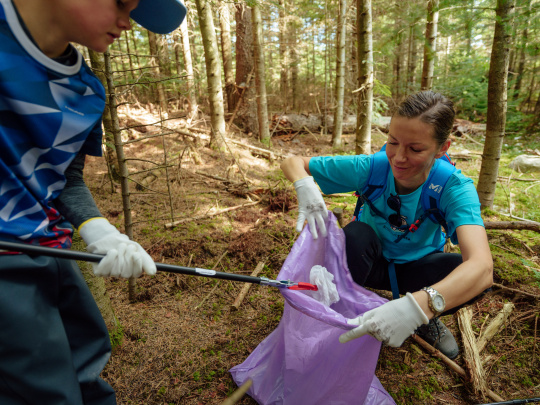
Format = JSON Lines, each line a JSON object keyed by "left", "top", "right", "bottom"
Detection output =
{"left": 477, "top": 398, "right": 540, "bottom": 405}
{"left": 0, "top": 240, "right": 262, "bottom": 285}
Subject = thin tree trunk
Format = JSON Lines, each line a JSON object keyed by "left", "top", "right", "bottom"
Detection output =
{"left": 219, "top": 1, "right": 235, "bottom": 113}
{"left": 195, "top": 0, "right": 226, "bottom": 149}
{"left": 87, "top": 49, "right": 118, "bottom": 189}
{"left": 477, "top": 0, "right": 515, "bottom": 209}
{"left": 291, "top": 20, "right": 299, "bottom": 111}
{"left": 332, "top": 0, "right": 348, "bottom": 148}
{"left": 407, "top": 23, "right": 418, "bottom": 91}
{"left": 103, "top": 50, "right": 138, "bottom": 302}
{"left": 233, "top": 3, "right": 258, "bottom": 136}
{"left": 513, "top": 1, "right": 530, "bottom": 101}
{"left": 421, "top": 0, "right": 439, "bottom": 90}
{"left": 147, "top": 31, "right": 169, "bottom": 117}
{"left": 251, "top": 4, "right": 270, "bottom": 143}
{"left": 179, "top": 17, "right": 198, "bottom": 121}
{"left": 278, "top": 0, "right": 289, "bottom": 104}
{"left": 355, "top": 0, "right": 373, "bottom": 155}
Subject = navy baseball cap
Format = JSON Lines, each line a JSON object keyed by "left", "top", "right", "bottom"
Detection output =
{"left": 130, "top": 0, "right": 187, "bottom": 34}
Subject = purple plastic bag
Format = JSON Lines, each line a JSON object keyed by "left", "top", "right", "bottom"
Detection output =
{"left": 230, "top": 212, "right": 396, "bottom": 404}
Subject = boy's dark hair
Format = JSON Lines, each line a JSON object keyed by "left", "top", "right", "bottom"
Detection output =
{"left": 394, "top": 91, "right": 455, "bottom": 146}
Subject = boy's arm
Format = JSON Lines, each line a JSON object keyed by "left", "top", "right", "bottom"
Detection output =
{"left": 54, "top": 153, "right": 156, "bottom": 278}
{"left": 54, "top": 152, "right": 102, "bottom": 228}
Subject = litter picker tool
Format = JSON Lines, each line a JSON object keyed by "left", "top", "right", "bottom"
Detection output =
{"left": 0, "top": 240, "right": 317, "bottom": 291}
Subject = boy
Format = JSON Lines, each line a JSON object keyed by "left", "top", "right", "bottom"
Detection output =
{"left": 0, "top": 0, "right": 186, "bottom": 403}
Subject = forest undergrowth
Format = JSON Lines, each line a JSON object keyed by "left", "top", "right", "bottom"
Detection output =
{"left": 80, "top": 107, "right": 540, "bottom": 404}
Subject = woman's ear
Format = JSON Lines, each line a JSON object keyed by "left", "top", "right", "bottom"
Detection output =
{"left": 435, "top": 139, "right": 451, "bottom": 159}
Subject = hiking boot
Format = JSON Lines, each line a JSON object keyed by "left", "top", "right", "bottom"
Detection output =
{"left": 415, "top": 318, "right": 459, "bottom": 359}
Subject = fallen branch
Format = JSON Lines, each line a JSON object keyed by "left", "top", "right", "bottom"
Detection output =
{"left": 164, "top": 201, "right": 260, "bottom": 228}
{"left": 484, "top": 221, "right": 540, "bottom": 233}
{"left": 411, "top": 334, "right": 504, "bottom": 402}
{"left": 457, "top": 307, "right": 489, "bottom": 398}
{"left": 224, "top": 137, "right": 288, "bottom": 159}
{"left": 477, "top": 302, "right": 514, "bottom": 353}
{"left": 194, "top": 251, "right": 228, "bottom": 310}
{"left": 221, "top": 379, "right": 253, "bottom": 405}
{"left": 492, "top": 283, "right": 539, "bottom": 299}
{"left": 231, "top": 261, "right": 265, "bottom": 311}
{"left": 498, "top": 175, "right": 540, "bottom": 182}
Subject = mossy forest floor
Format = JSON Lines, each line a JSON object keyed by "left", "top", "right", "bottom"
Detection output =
{"left": 81, "top": 107, "right": 540, "bottom": 404}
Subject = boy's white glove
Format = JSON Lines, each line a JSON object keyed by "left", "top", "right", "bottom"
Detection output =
{"left": 339, "top": 293, "right": 429, "bottom": 346}
{"left": 79, "top": 218, "right": 157, "bottom": 278}
{"left": 293, "top": 176, "right": 328, "bottom": 239}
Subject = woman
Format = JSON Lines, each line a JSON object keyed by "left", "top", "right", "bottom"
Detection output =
{"left": 280, "top": 91, "right": 493, "bottom": 359}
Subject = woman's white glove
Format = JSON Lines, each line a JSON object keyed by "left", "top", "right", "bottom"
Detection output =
{"left": 79, "top": 218, "right": 157, "bottom": 278}
{"left": 339, "top": 293, "right": 429, "bottom": 346}
{"left": 293, "top": 176, "right": 328, "bottom": 239}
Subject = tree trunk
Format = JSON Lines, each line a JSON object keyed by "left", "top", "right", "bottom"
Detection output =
{"left": 278, "top": 0, "right": 289, "bottom": 104}
{"left": 421, "top": 0, "right": 439, "bottom": 90}
{"left": 290, "top": 19, "right": 300, "bottom": 111}
{"left": 355, "top": 0, "right": 373, "bottom": 155}
{"left": 195, "top": 0, "right": 226, "bottom": 149}
{"left": 251, "top": 4, "right": 270, "bottom": 143}
{"left": 512, "top": 1, "right": 530, "bottom": 101}
{"left": 179, "top": 17, "right": 198, "bottom": 121}
{"left": 219, "top": 0, "right": 235, "bottom": 113}
{"left": 103, "top": 51, "right": 138, "bottom": 302}
{"left": 477, "top": 0, "right": 515, "bottom": 209}
{"left": 234, "top": 3, "right": 258, "bottom": 136}
{"left": 393, "top": 7, "right": 404, "bottom": 100}
{"left": 407, "top": 23, "right": 418, "bottom": 92}
{"left": 87, "top": 49, "right": 118, "bottom": 189}
{"left": 147, "top": 31, "right": 169, "bottom": 117}
{"left": 332, "top": 0, "right": 348, "bottom": 148}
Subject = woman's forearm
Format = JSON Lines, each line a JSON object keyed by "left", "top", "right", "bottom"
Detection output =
{"left": 280, "top": 156, "right": 312, "bottom": 182}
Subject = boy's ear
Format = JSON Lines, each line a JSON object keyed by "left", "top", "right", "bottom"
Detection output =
{"left": 435, "top": 139, "right": 451, "bottom": 159}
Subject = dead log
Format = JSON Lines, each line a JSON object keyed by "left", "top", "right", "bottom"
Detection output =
{"left": 457, "top": 307, "right": 489, "bottom": 398}
{"left": 411, "top": 335, "right": 504, "bottom": 402}
{"left": 477, "top": 302, "right": 514, "bottom": 353}
{"left": 484, "top": 221, "right": 540, "bottom": 233}
{"left": 230, "top": 262, "right": 265, "bottom": 311}
{"left": 164, "top": 201, "right": 260, "bottom": 229}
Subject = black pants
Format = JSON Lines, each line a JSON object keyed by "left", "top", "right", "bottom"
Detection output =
{"left": 0, "top": 255, "right": 116, "bottom": 405}
{"left": 344, "top": 221, "right": 481, "bottom": 316}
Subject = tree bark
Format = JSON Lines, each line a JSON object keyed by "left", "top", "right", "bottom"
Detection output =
{"left": 179, "top": 17, "right": 198, "bottom": 121}
{"left": 332, "top": 0, "right": 348, "bottom": 148}
{"left": 233, "top": 3, "right": 258, "bottom": 136}
{"left": 355, "top": 0, "right": 373, "bottom": 155}
{"left": 407, "top": 23, "right": 418, "bottom": 92}
{"left": 195, "top": 0, "right": 226, "bottom": 149}
{"left": 147, "top": 31, "right": 169, "bottom": 117}
{"left": 512, "top": 1, "right": 530, "bottom": 101}
{"left": 278, "top": 0, "right": 289, "bottom": 104}
{"left": 87, "top": 50, "right": 118, "bottom": 189}
{"left": 219, "top": 0, "right": 235, "bottom": 113}
{"left": 421, "top": 0, "right": 439, "bottom": 90}
{"left": 477, "top": 0, "right": 515, "bottom": 209}
{"left": 251, "top": 4, "right": 270, "bottom": 142}
{"left": 103, "top": 51, "right": 138, "bottom": 302}
{"left": 290, "top": 18, "right": 300, "bottom": 111}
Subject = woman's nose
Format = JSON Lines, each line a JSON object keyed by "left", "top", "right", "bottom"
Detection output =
{"left": 394, "top": 147, "right": 407, "bottom": 162}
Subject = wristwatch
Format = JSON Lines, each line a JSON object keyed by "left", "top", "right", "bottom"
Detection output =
{"left": 421, "top": 287, "right": 446, "bottom": 317}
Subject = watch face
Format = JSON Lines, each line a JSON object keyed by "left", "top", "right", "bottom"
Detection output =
{"left": 433, "top": 295, "right": 445, "bottom": 312}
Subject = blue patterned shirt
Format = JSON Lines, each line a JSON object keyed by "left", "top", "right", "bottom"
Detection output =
{"left": 0, "top": 0, "right": 105, "bottom": 248}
